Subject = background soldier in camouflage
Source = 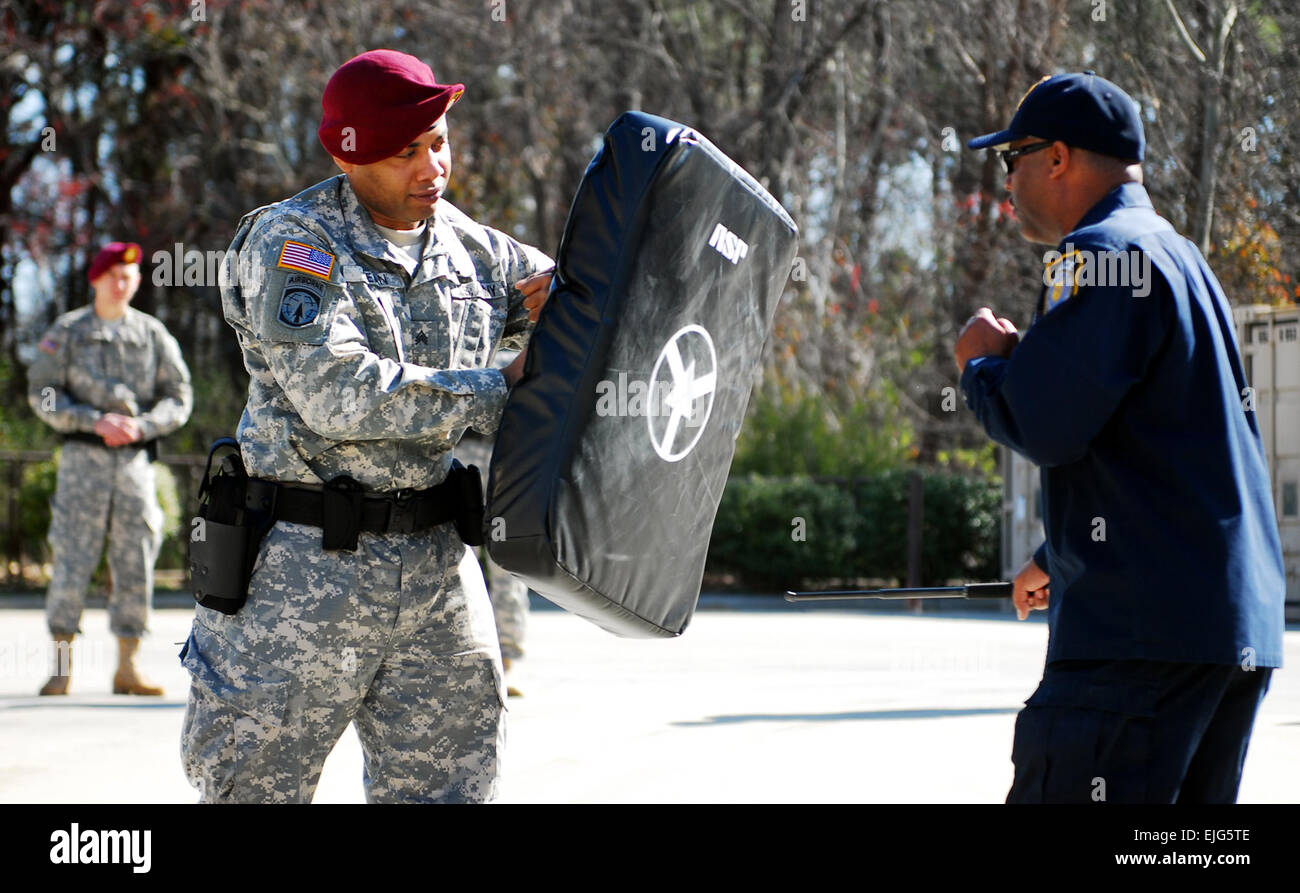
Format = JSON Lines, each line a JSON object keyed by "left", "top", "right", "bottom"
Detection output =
{"left": 455, "top": 426, "right": 530, "bottom": 697}
{"left": 180, "top": 50, "right": 553, "bottom": 803}
{"left": 28, "top": 241, "right": 193, "bottom": 696}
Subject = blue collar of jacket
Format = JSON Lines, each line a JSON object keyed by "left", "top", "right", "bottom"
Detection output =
{"left": 1068, "top": 181, "right": 1153, "bottom": 235}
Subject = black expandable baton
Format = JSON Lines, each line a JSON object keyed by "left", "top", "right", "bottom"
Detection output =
{"left": 784, "top": 581, "right": 1013, "bottom": 602}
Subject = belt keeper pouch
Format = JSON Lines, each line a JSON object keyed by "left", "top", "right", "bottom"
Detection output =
{"left": 322, "top": 475, "right": 363, "bottom": 551}
{"left": 450, "top": 461, "right": 486, "bottom": 547}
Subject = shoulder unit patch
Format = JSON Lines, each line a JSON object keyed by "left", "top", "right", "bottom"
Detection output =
{"left": 278, "top": 274, "right": 325, "bottom": 327}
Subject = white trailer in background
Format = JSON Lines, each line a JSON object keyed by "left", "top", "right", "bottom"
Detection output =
{"left": 1000, "top": 302, "right": 1300, "bottom": 621}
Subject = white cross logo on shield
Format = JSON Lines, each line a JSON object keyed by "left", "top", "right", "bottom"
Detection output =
{"left": 647, "top": 324, "right": 718, "bottom": 462}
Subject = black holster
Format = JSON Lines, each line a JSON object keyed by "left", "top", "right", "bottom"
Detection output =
{"left": 450, "top": 460, "right": 486, "bottom": 547}
{"left": 189, "top": 438, "right": 276, "bottom": 615}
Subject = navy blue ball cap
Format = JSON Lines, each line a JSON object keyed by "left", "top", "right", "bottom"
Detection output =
{"left": 968, "top": 71, "right": 1145, "bottom": 161}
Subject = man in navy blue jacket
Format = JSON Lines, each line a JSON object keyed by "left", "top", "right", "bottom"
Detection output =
{"left": 958, "top": 72, "right": 1284, "bottom": 803}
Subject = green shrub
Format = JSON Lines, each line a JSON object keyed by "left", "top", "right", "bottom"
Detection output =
{"left": 732, "top": 384, "right": 913, "bottom": 478}
{"left": 17, "top": 456, "right": 59, "bottom": 559}
{"left": 919, "top": 471, "right": 1001, "bottom": 582}
{"left": 154, "top": 463, "right": 185, "bottom": 569}
{"left": 10, "top": 450, "right": 186, "bottom": 572}
{"left": 849, "top": 469, "right": 912, "bottom": 583}
{"left": 850, "top": 470, "right": 1001, "bottom": 584}
{"left": 706, "top": 474, "right": 859, "bottom": 589}
{"left": 708, "top": 469, "right": 1001, "bottom": 590}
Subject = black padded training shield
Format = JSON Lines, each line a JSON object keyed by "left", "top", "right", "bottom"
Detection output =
{"left": 486, "top": 111, "right": 798, "bottom": 638}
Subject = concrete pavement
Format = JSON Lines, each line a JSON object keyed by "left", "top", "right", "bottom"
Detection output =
{"left": 1, "top": 598, "right": 1296, "bottom": 803}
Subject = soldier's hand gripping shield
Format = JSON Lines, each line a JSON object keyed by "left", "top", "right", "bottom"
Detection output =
{"left": 189, "top": 437, "right": 276, "bottom": 615}
{"left": 485, "top": 112, "right": 798, "bottom": 638}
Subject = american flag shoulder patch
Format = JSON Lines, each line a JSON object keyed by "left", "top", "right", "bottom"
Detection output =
{"left": 39, "top": 337, "right": 59, "bottom": 355}
{"left": 276, "top": 240, "right": 335, "bottom": 279}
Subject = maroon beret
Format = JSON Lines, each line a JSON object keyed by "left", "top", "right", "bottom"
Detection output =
{"left": 87, "top": 242, "right": 142, "bottom": 283}
{"left": 318, "top": 49, "right": 465, "bottom": 165}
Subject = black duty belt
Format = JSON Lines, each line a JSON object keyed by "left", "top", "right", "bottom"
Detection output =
{"left": 64, "top": 432, "right": 159, "bottom": 460}
{"left": 252, "top": 477, "right": 461, "bottom": 537}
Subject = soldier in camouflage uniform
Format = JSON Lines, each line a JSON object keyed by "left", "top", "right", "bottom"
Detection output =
{"left": 28, "top": 241, "right": 193, "bottom": 697}
{"left": 179, "top": 49, "right": 553, "bottom": 803}
{"left": 455, "top": 427, "right": 530, "bottom": 697}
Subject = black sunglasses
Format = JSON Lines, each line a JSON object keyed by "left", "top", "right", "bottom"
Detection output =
{"left": 997, "top": 141, "right": 1054, "bottom": 175}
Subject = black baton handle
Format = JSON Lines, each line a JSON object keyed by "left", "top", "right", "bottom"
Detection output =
{"left": 963, "top": 581, "right": 1013, "bottom": 598}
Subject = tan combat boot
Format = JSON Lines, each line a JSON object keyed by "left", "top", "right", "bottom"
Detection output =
{"left": 503, "top": 657, "right": 523, "bottom": 698}
{"left": 39, "top": 633, "right": 75, "bottom": 696}
{"left": 112, "top": 636, "right": 163, "bottom": 696}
